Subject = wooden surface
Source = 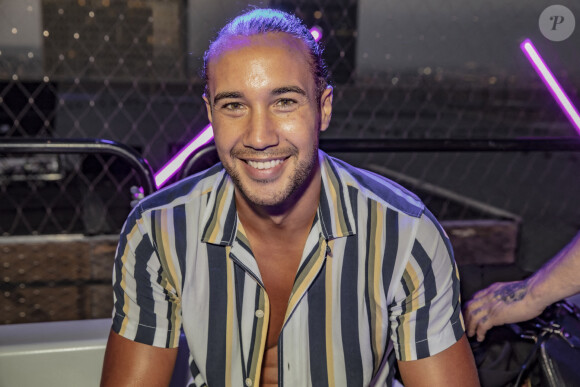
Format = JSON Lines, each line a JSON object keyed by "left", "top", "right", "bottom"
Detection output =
{"left": 1, "top": 235, "right": 117, "bottom": 324}
{"left": 442, "top": 219, "right": 519, "bottom": 266}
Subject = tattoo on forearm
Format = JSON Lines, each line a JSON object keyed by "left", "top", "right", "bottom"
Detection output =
{"left": 494, "top": 280, "right": 529, "bottom": 304}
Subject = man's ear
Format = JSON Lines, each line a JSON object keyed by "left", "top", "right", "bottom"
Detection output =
{"left": 319, "top": 86, "right": 333, "bottom": 132}
{"left": 202, "top": 93, "right": 213, "bottom": 123}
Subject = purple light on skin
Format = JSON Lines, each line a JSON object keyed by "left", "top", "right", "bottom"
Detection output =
{"left": 153, "top": 27, "right": 323, "bottom": 189}
{"left": 154, "top": 124, "right": 214, "bottom": 188}
{"left": 521, "top": 39, "right": 580, "bottom": 134}
{"left": 310, "top": 26, "right": 322, "bottom": 42}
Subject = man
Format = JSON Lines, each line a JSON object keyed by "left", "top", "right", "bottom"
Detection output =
{"left": 101, "top": 9, "right": 479, "bottom": 386}
{"left": 465, "top": 231, "right": 580, "bottom": 342}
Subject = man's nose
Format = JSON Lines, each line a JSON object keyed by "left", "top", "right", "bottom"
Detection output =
{"left": 243, "top": 107, "right": 279, "bottom": 150}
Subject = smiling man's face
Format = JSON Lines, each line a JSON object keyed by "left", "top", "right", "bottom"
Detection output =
{"left": 204, "top": 32, "right": 332, "bottom": 208}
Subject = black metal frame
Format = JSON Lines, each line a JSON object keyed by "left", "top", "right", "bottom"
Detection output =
{"left": 180, "top": 137, "right": 580, "bottom": 179}
{"left": 318, "top": 137, "right": 580, "bottom": 152}
{"left": 0, "top": 138, "right": 156, "bottom": 195}
{"left": 3, "top": 137, "right": 580, "bottom": 194}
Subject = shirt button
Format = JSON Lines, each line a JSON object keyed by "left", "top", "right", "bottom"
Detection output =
{"left": 245, "top": 378, "right": 253, "bottom": 386}
{"left": 255, "top": 309, "right": 264, "bottom": 318}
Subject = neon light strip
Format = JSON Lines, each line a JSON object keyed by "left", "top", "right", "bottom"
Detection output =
{"left": 521, "top": 39, "right": 580, "bottom": 134}
{"left": 154, "top": 27, "right": 323, "bottom": 188}
{"left": 154, "top": 124, "right": 214, "bottom": 187}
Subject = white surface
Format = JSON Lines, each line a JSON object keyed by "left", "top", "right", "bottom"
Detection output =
{"left": 0, "top": 318, "right": 111, "bottom": 387}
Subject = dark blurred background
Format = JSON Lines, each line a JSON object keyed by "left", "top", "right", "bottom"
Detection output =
{"left": 1, "top": 0, "right": 579, "bottom": 325}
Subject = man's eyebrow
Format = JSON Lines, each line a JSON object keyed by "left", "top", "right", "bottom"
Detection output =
{"left": 213, "top": 91, "right": 243, "bottom": 105}
{"left": 272, "top": 86, "right": 307, "bottom": 96}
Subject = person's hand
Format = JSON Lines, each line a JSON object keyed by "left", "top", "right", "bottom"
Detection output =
{"left": 464, "top": 279, "right": 545, "bottom": 342}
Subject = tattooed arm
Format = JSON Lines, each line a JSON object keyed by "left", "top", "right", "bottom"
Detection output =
{"left": 465, "top": 231, "right": 580, "bottom": 342}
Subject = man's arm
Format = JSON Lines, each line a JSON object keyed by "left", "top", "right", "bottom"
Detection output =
{"left": 465, "top": 231, "right": 580, "bottom": 342}
{"left": 100, "top": 330, "right": 178, "bottom": 387}
{"left": 398, "top": 335, "right": 479, "bottom": 387}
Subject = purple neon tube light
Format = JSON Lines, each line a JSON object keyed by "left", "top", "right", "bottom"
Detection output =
{"left": 154, "top": 27, "right": 323, "bottom": 188}
{"left": 521, "top": 39, "right": 580, "bottom": 135}
{"left": 153, "top": 124, "right": 214, "bottom": 188}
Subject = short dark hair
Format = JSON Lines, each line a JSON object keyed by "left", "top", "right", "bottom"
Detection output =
{"left": 202, "top": 8, "right": 328, "bottom": 102}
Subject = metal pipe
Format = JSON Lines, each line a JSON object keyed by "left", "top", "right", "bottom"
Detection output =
{"left": 0, "top": 138, "right": 156, "bottom": 195}
{"left": 318, "top": 137, "right": 580, "bottom": 152}
{"left": 179, "top": 137, "right": 580, "bottom": 179}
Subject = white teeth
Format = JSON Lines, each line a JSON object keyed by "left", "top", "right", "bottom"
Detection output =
{"left": 247, "top": 159, "right": 283, "bottom": 170}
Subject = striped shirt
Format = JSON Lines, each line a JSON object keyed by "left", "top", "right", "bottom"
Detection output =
{"left": 112, "top": 151, "right": 464, "bottom": 387}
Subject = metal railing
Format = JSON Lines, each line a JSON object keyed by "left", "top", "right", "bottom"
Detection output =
{"left": 181, "top": 137, "right": 580, "bottom": 179}
{"left": 0, "top": 138, "right": 156, "bottom": 195}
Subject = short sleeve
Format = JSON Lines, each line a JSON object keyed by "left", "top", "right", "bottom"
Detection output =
{"left": 111, "top": 205, "right": 182, "bottom": 348}
{"left": 388, "top": 209, "right": 464, "bottom": 361}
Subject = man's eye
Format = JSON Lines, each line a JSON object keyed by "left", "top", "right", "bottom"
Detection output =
{"left": 275, "top": 99, "right": 296, "bottom": 108}
{"left": 223, "top": 102, "right": 243, "bottom": 110}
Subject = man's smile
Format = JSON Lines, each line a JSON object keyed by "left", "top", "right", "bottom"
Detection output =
{"left": 246, "top": 158, "right": 286, "bottom": 170}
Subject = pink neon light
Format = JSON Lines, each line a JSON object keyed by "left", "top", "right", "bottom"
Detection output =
{"left": 154, "top": 27, "right": 323, "bottom": 188}
{"left": 310, "top": 26, "right": 323, "bottom": 42}
{"left": 521, "top": 39, "right": 580, "bottom": 134}
{"left": 154, "top": 124, "right": 214, "bottom": 188}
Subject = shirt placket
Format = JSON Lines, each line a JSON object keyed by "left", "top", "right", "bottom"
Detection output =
{"left": 278, "top": 233, "right": 331, "bottom": 386}
{"left": 228, "top": 238, "right": 270, "bottom": 387}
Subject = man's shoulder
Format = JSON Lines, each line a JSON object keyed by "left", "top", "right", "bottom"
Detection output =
{"left": 324, "top": 154, "right": 425, "bottom": 218}
{"left": 136, "top": 162, "right": 225, "bottom": 214}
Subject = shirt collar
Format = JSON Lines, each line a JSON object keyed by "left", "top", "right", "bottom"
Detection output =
{"left": 317, "top": 150, "right": 357, "bottom": 239}
{"left": 200, "top": 150, "right": 356, "bottom": 246}
{"left": 200, "top": 169, "right": 238, "bottom": 246}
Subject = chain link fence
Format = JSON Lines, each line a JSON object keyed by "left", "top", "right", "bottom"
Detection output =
{"left": 1, "top": 0, "right": 580, "bottom": 324}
